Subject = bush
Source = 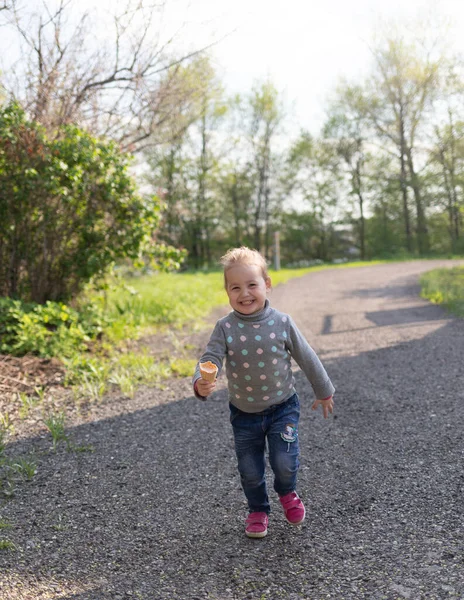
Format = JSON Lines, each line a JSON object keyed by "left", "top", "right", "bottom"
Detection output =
{"left": 0, "top": 103, "right": 176, "bottom": 304}
{"left": 0, "top": 297, "right": 109, "bottom": 358}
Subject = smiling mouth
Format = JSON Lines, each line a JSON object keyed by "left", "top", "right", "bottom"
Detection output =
{"left": 240, "top": 300, "right": 254, "bottom": 306}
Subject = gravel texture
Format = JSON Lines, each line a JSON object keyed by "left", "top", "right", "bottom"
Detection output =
{"left": 0, "top": 260, "right": 463, "bottom": 600}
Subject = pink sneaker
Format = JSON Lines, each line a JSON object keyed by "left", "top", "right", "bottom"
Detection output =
{"left": 279, "top": 491, "right": 305, "bottom": 525}
{"left": 245, "top": 512, "right": 269, "bottom": 538}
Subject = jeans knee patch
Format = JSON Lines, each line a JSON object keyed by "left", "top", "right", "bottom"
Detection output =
{"left": 281, "top": 423, "right": 298, "bottom": 444}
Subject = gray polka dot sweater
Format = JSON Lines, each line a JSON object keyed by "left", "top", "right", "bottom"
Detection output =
{"left": 193, "top": 300, "right": 335, "bottom": 413}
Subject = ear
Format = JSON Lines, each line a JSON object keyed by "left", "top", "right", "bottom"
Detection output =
{"left": 265, "top": 277, "right": 272, "bottom": 291}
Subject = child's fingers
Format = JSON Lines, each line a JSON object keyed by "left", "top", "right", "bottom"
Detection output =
{"left": 197, "top": 380, "right": 216, "bottom": 396}
{"left": 312, "top": 398, "right": 334, "bottom": 418}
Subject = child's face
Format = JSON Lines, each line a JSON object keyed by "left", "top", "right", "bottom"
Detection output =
{"left": 225, "top": 264, "right": 271, "bottom": 315}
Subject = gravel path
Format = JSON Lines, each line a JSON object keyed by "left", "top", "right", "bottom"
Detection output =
{"left": 1, "top": 260, "right": 463, "bottom": 600}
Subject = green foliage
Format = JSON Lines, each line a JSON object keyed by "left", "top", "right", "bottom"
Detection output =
{"left": 0, "top": 297, "right": 108, "bottom": 357}
{"left": 170, "top": 358, "right": 198, "bottom": 377}
{"left": 420, "top": 267, "right": 464, "bottom": 317}
{"left": 43, "top": 412, "right": 69, "bottom": 451}
{"left": 0, "top": 427, "right": 6, "bottom": 456}
{"left": 0, "top": 540, "right": 16, "bottom": 551}
{"left": 0, "top": 422, "right": 38, "bottom": 497}
{"left": 6, "top": 457, "right": 37, "bottom": 481}
{"left": 0, "top": 103, "right": 183, "bottom": 304}
{"left": 18, "top": 392, "right": 41, "bottom": 419}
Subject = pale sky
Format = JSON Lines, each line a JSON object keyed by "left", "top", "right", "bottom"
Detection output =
{"left": 160, "top": 0, "right": 464, "bottom": 134}
{"left": 3, "top": 0, "right": 464, "bottom": 136}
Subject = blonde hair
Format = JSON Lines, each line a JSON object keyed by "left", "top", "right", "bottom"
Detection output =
{"left": 220, "top": 247, "right": 269, "bottom": 286}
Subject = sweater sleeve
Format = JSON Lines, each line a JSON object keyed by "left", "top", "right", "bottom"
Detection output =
{"left": 285, "top": 316, "right": 335, "bottom": 400}
{"left": 192, "top": 321, "right": 227, "bottom": 400}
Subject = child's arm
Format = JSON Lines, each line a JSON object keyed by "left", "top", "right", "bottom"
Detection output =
{"left": 286, "top": 316, "right": 335, "bottom": 409}
{"left": 192, "top": 321, "right": 226, "bottom": 400}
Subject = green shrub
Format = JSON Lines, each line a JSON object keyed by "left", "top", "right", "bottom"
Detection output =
{"left": 0, "top": 297, "right": 109, "bottom": 357}
{"left": 0, "top": 103, "right": 184, "bottom": 304}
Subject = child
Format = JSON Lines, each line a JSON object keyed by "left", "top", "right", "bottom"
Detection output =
{"left": 192, "top": 247, "right": 335, "bottom": 538}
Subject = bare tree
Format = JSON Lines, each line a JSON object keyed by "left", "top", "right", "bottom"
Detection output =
{"left": 0, "top": 0, "right": 213, "bottom": 150}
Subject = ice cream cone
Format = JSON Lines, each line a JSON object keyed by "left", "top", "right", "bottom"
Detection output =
{"left": 199, "top": 361, "right": 218, "bottom": 382}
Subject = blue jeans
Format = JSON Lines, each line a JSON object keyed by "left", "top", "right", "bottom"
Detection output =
{"left": 229, "top": 393, "right": 300, "bottom": 514}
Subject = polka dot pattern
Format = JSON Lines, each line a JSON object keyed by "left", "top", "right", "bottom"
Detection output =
{"left": 219, "top": 308, "right": 303, "bottom": 408}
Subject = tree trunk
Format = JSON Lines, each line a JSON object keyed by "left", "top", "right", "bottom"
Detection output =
{"left": 231, "top": 173, "right": 241, "bottom": 247}
{"left": 399, "top": 118, "right": 413, "bottom": 253}
{"left": 354, "top": 160, "right": 365, "bottom": 260}
{"left": 406, "top": 147, "right": 429, "bottom": 254}
{"left": 440, "top": 149, "right": 457, "bottom": 253}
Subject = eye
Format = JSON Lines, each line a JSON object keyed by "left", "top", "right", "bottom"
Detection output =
{"left": 249, "top": 283, "right": 256, "bottom": 287}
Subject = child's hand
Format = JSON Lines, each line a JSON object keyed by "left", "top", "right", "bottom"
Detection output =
{"left": 311, "top": 396, "right": 334, "bottom": 418}
{"left": 195, "top": 378, "right": 217, "bottom": 398}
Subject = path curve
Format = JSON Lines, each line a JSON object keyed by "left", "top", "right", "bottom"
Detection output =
{"left": 1, "top": 260, "right": 463, "bottom": 600}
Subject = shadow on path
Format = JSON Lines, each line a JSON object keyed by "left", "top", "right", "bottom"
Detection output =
{"left": 0, "top": 315, "right": 463, "bottom": 599}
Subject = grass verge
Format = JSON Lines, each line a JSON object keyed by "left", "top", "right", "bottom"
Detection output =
{"left": 420, "top": 266, "right": 464, "bottom": 318}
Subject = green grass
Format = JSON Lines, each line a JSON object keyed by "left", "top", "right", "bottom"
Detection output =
{"left": 0, "top": 539, "right": 15, "bottom": 551}
{"left": 420, "top": 267, "right": 464, "bottom": 317}
{"left": 43, "top": 412, "right": 69, "bottom": 451}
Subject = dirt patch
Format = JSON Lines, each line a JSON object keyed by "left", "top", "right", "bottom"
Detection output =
{"left": 0, "top": 354, "right": 65, "bottom": 394}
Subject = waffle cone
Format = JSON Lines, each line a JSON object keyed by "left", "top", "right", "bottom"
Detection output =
{"left": 199, "top": 361, "right": 218, "bottom": 382}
